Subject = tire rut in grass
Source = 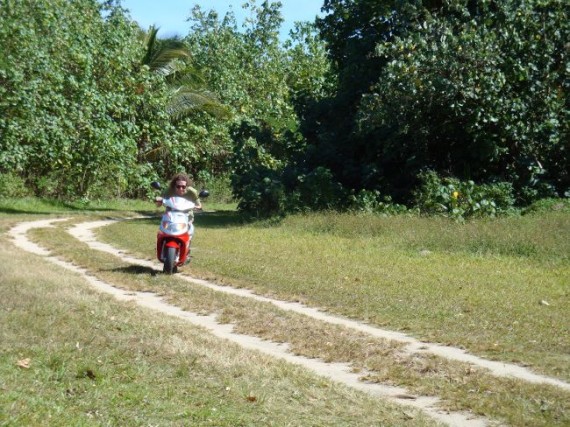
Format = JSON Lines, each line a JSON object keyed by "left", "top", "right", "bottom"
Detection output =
{"left": 72, "top": 219, "right": 570, "bottom": 392}
{"left": 9, "top": 218, "right": 570, "bottom": 427}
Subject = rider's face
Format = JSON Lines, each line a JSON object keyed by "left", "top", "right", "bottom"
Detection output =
{"left": 175, "top": 180, "right": 187, "bottom": 195}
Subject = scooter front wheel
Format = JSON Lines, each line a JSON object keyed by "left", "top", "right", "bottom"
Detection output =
{"left": 163, "top": 246, "right": 178, "bottom": 274}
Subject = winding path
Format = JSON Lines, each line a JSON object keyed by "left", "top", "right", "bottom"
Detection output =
{"left": 9, "top": 218, "right": 570, "bottom": 426}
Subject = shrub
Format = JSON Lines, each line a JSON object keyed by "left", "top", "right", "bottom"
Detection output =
{"left": 348, "top": 189, "right": 409, "bottom": 215}
{"left": 296, "top": 167, "right": 346, "bottom": 211}
{"left": 414, "top": 171, "right": 516, "bottom": 220}
{"left": 233, "top": 168, "right": 287, "bottom": 217}
{"left": 0, "top": 173, "right": 31, "bottom": 198}
{"left": 198, "top": 173, "right": 235, "bottom": 205}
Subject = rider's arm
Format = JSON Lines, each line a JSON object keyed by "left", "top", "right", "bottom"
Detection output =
{"left": 187, "top": 187, "right": 202, "bottom": 210}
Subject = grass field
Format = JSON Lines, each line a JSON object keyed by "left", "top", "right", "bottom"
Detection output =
{"left": 1, "top": 198, "right": 569, "bottom": 426}
{"left": 99, "top": 207, "right": 570, "bottom": 381}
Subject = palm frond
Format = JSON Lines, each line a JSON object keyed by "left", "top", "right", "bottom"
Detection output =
{"left": 167, "top": 88, "right": 231, "bottom": 121}
{"left": 138, "top": 26, "right": 230, "bottom": 122}
{"left": 142, "top": 26, "right": 189, "bottom": 76}
{"left": 144, "top": 145, "right": 169, "bottom": 161}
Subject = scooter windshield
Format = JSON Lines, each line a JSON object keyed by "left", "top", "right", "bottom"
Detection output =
{"left": 162, "top": 196, "right": 195, "bottom": 212}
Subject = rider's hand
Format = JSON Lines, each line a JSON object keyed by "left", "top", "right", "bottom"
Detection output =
{"left": 154, "top": 196, "right": 163, "bottom": 207}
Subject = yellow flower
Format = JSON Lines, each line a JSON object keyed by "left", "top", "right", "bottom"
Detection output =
{"left": 452, "top": 191, "right": 459, "bottom": 199}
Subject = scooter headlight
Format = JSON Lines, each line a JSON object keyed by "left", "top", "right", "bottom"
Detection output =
{"left": 173, "top": 223, "right": 187, "bottom": 232}
{"left": 162, "top": 222, "right": 187, "bottom": 233}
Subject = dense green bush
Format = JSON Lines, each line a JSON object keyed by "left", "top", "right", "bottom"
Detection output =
{"left": 312, "top": 0, "right": 569, "bottom": 207}
{"left": 0, "top": 0, "right": 231, "bottom": 200}
{"left": 234, "top": 171, "right": 287, "bottom": 216}
{"left": 294, "top": 167, "right": 346, "bottom": 211}
{"left": 0, "top": 0, "right": 146, "bottom": 198}
{"left": 0, "top": 173, "right": 31, "bottom": 198}
{"left": 348, "top": 189, "right": 410, "bottom": 215}
{"left": 414, "top": 171, "right": 516, "bottom": 220}
{"left": 1, "top": 0, "right": 567, "bottom": 219}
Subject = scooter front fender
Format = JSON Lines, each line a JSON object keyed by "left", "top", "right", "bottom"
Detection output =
{"left": 156, "top": 233, "right": 190, "bottom": 266}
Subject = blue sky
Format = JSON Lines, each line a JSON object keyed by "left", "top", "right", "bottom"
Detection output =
{"left": 120, "top": 0, "right": 324, "bottom": 39}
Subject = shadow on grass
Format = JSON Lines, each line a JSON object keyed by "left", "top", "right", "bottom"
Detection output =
{"left": 107, "top": 265, "right": 159, "bottom": 276}
{"left": 111, "top": 210, "right": 246, "bottom": 229}
{"left": 0, "top": 197, "right": 258, "bottom": 230}
{"left": 0, "top": 205, "right": 100, "bottom": 215}
{"left": 115, "top": 213, "right": 162, "bottom": 225}
{"left": 194, "top": 210, "right": 249, "bottom": 229}
{"left": 0, "top": 207, "right": 56, "bottom": 215}
{"left": 0, "top": 201, "right": 148, "bottom": 215}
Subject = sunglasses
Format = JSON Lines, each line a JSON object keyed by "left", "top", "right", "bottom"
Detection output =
{"left": 176, "top": 185, "right": 186, "bottom": 189}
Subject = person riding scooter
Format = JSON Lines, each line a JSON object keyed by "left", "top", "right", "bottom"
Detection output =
{"left": 152, "top": 173, "right": 208, "bottom": 274}
{"left": 154, "top": 173, "right": 202, "bottom": 236}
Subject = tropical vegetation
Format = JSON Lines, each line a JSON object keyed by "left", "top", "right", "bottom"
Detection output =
{"left": 0, "top": 0, "right": 568, "bottom": 218}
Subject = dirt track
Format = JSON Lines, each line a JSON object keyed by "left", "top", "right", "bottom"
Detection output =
{"left": 9, "top": 218, "right": 570, "bottom": 426}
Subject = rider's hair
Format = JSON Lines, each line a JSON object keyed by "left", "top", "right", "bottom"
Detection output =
{"left": 169, "top": 173, "right": 192, "bottom": 191}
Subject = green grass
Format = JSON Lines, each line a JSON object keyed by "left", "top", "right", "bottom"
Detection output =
{"left": 99, "top": 209, "right": 570, "bottom": 382}
{"left": 2, "top": 197, "right": 569, "bottom": 426}
{"left": 0, "top": 226, "right": 437, "bottom": 427}
{"left": 23, "top": 218, "right": 570, "bottom": 426}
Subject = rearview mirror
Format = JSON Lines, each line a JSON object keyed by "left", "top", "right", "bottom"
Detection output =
{"left": 199, "top": 189, "right": 210, "bottom": 198}
{"left": 150, "top": 181, "right": 162, "bottom": 190}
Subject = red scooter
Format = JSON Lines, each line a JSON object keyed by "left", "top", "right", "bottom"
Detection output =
{"left": 151, "top": 181, "right": 208, "bottom": 274}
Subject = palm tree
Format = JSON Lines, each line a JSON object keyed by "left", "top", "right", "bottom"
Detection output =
{"left": 136, "top": 26, "right": 230, "bottom": 163}
{"left": 141, "top": 26, "right": 228, "bottom": 122}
